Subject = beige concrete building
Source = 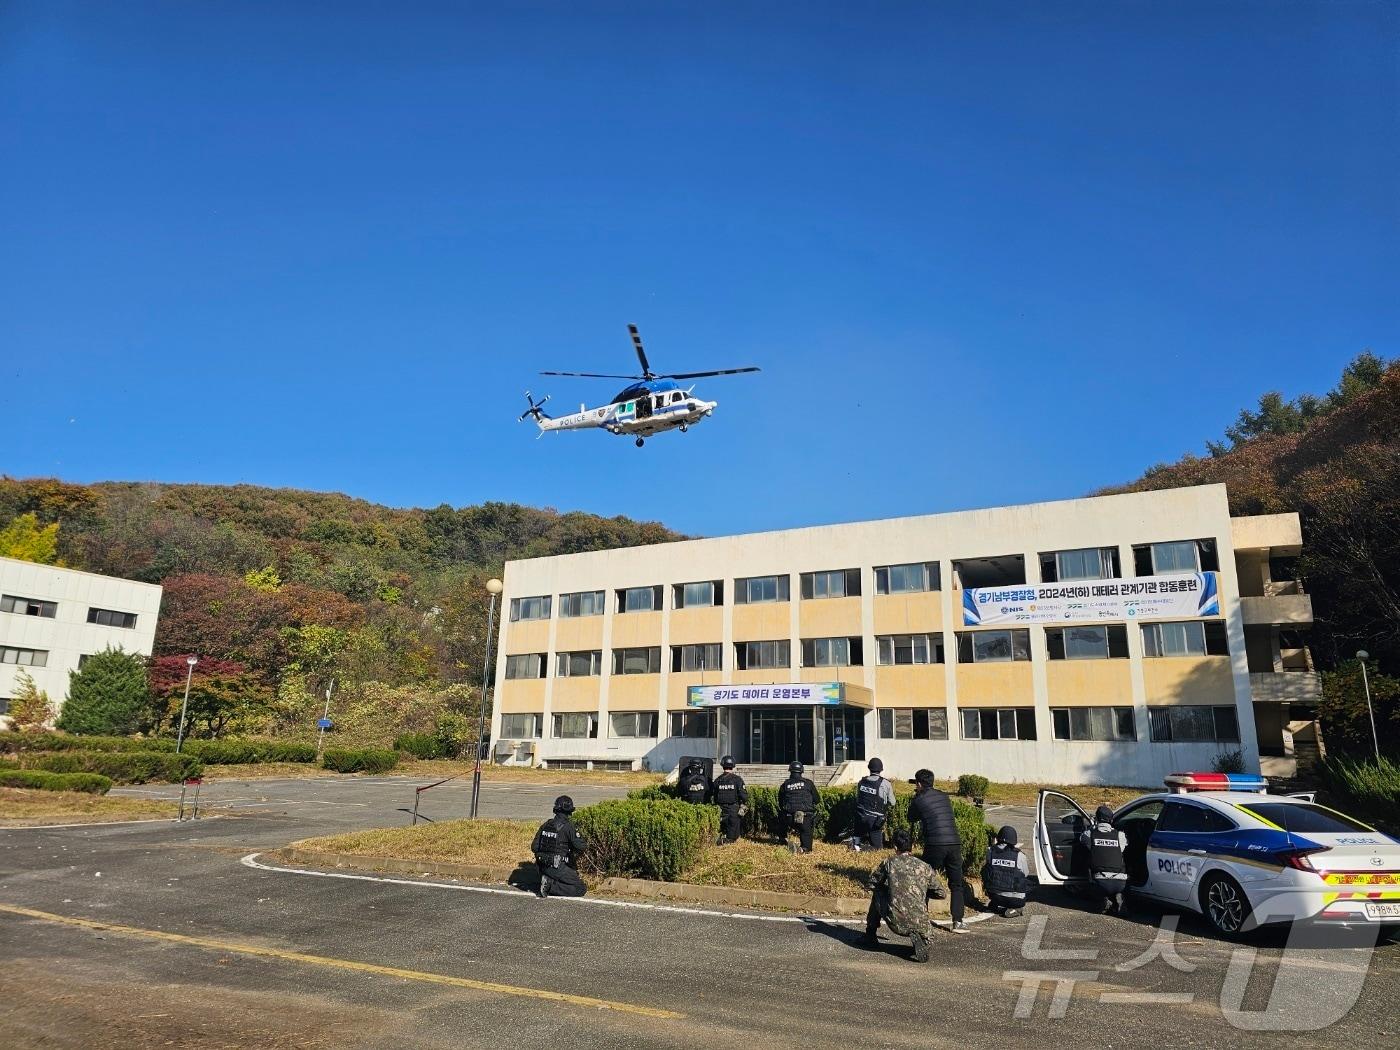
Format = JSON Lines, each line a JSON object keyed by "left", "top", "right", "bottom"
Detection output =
{"left": 490, "top": 484, "right": 1317, "bottom": 785}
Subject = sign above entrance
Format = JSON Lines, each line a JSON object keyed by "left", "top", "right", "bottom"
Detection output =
{"left": 961, "top": 571, "right": 1220, "bottom": 626}
{"left": 688, "top": 683, "right": 843, "bottom": 708}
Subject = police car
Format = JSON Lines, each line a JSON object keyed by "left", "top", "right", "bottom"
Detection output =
{"left": 1035, "top": 772, "right": 1400, "bottom": 937}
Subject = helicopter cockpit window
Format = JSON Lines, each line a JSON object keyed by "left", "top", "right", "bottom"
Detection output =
{"left": 671, "top": 392, "right": 683, "bottom": 404}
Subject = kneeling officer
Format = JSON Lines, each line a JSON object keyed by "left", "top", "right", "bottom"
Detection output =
{"left": 864, "top": 830, "right": 941, "bottom": 962}
{"left": 679, "top": 759, "right": 710, "bottom": 805}
{"left": 778, "top": 761, "right": 818, "bottom": 853}
{"left": 711, "top": 756, "right": 748, "bottom": 844}
{"left": 532, "top": 795, "right": 587, "bottom": 898}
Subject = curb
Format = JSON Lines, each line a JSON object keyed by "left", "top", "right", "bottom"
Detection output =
{"left": 282, "top": 846, "right": 958, "bottom": 918}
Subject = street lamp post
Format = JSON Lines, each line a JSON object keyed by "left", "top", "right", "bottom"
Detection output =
{"left": 175, "top": 655, "right": 198, "bottom": 754}
{"left": 469, "top": 578, "right": 503, "bottom": 819}
{"left": 1357, "top": 650, "right": 1380, "bottom": 762}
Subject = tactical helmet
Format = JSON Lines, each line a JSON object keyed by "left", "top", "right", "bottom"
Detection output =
{"left": 1095, "top": 804, "right": 1115, "bottom": 825}
{"left": 997, "top": 825, "right": 1018, "bottom": 847}
{"left": 721, "top": 755, "right": 736, "bottom": 770}
{"left": 553, "top": 795, "right": 575, "bottom": 815}
{"left": 867, "top": 757, "right": 884, "bottom": 774}
{"left": 788, "top": 761, "right": 804, "bottom": 775}
{"left": 688, "top": 758, "right": 702, "bottom": 771}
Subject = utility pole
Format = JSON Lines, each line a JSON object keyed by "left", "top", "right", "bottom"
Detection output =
{"left": 469, "top": 579, "right": 503, "bottom": 819}
{"left": 1357, "top": 651, "right": 1380, "bottom": 762}
{"left": 316, "top": 679, "right": 336, "bottom": 758}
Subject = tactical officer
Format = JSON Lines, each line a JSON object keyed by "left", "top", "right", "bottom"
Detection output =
{"left": 532, "top": 795, "right": 587, "bottom": 898}
{"left": 864, "top": 830, "right": 942, "bottom": 962}
{"left": 711, "top": 755, "right": 749, "bottom": 845}
{"left": 1081, "top": 804, "right": 1129, "bottom": 915}
{"left": 854, "top": 757, "right": 895, "bottom": 850}
{"left": 778, "top": 761, "right": 818, "bottom": 853}
{"left": 678, "top": 759, "right": 710, "bottom": 805}
{"left": 907, "top": 769, "right": 969, "bottom": 933}
{"left": 981, "top": 825, "right": 1030, "bottom": 917}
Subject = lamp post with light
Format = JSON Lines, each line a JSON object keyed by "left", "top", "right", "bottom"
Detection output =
{"left": 469, "top": 578, "right": 504, "bottom": 819}
{"left": 1357, "top": 650, "right": 1380, "bottom": 762}
{"left": 175, "top": 655, "right": 198, "bottom": 754}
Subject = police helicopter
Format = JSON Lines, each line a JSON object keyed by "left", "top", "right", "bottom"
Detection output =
{"left": 519, "top": 324, "right": 759, "bottom": 447}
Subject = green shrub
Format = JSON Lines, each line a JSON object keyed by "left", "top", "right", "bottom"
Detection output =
{"left": 0, "top": 732, "right": 176, "bottom": 754}
{"left": 573, "top": 798, "right": 720, "bottom": 881}
{"left": 183, "top": 739, "right": 318, "bottom": 764}
{"left": 956, "top": 774, "right": 990, "bottom": 799}
{"left": 20, "top": 750, "right": 202, "bottom": 784}
{"left": 393, "top": 732, "right": 445, "bottom": 760}
{"left": 0, "top": 769, "right": 113, "bottom": 794}
{"left": 1321, "top": 754, "right": 1400, "bottom": 830}
{"left": 322, "top": 748, "right": 400, "bottom": 774}
{"left": 1211, "top": 749, "right": 1246, "bottom": 774}
{"left": 55, "top": 647, "right": 150, "bottom": 736}
{"left": 434, "top": 714, "right": 475, "bottom": 759}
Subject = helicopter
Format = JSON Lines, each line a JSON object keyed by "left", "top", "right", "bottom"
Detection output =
{"left": 519, "top": 324, "right": 760, "bottom": 447}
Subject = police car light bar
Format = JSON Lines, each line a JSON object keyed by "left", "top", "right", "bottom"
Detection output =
{"left": 1164, "top": 772, "right": 1269, "bottom": 794}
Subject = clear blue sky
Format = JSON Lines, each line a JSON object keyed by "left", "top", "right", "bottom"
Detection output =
{"left": 3, "top": 2, "right": 1396, "bottom": 537}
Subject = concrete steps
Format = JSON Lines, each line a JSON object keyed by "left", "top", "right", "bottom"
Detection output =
{"left": 737, "top": 764, "right": 843, "bottom": 787}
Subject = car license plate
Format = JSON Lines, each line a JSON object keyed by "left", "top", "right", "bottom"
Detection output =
{"left": 1364, "top": 902, "right": 1400, "bottom": 920}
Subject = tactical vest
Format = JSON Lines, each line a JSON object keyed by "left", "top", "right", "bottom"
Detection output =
{"left": 713, "top": 774, "right": 742, "bottom": 806}
{"left": 983, "top": 846, "right": 1027, "bottom": 895}
{"left": 856, "top": 775, "right": 888, "bottom": 817}
{"left": 780, "top": 778, "right": 812, "bottom": 813}
{"left": 682, "top": 777, "right": 708, "bottom": 803}
{"left": 532, "top": 817, "right": 567, "bottom": 858}
{"left": 1089, "top": 824, "right": 1126, "bottom": 873}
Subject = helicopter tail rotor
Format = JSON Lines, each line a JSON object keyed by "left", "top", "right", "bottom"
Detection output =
{"left": 518, "top": 391, "right": 552, "bottom": 423}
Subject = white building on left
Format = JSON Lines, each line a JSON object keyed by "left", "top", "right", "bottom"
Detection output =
{"left": 0, "top": 555, "right": 162, "bottom": 719}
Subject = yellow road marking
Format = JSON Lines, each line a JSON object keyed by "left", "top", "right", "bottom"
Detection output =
{"left": 0, "top": 903, "right": 683, "bottom": 1020}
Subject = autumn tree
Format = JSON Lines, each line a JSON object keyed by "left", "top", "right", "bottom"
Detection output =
{"left": 0, "top": 513, "right": 61, "bottom": 564}
{"left": 7, "top": 670, "right": 55, "bottom": 730}
{"left": 147, "top": 654, "right": 269, "bottom": 738}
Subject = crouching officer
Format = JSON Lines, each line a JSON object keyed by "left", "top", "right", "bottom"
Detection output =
{"left": 679, "top": 759, "right": 710, "bottom": 805}
{"left": 863, "top": 830, "right": 941, "bottom": 962}
{"left": 981, "top": 825, "right": 1030, "bottom": 917}
{"left": 1081, "top": 804, "right": 1129, "bottom": 915}
{"left": 854, "top": 757, "right": 894, "bottom": 850}
{"left": 532, "top": 795, "right": 587, "bottom": 898}
{"left": 711, "top": 756, "right": 748, "bottom": 845}
{"left": 779, "top": 761, "right": 818, "bottom": 853}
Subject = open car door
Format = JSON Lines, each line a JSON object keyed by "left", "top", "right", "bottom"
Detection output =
{"left": 1035, "top": 789, "right": 1092, "bottom": 887}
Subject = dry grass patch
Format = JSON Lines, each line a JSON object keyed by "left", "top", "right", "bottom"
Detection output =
{"left": 0, "top": 787, "right": 178, "bottom": 825}
{"left": 294, "top": 818, "right": 537, "bottom": 868}
{"left": 685, "top": 838, "right": 885, "bottom": 897}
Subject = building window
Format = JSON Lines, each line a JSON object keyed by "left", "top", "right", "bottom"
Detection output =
{"left": 673, "top": 580, "right": 723, "bottom": 609}
{"left": 874, "top": 562, "right": 940, "bottom": 594}
{"left": 956, "top": 630, "right": 1032, "bottom": 663}
{"left": 1046, "top": 625, "right": 1129, "bottom": 660}
{"left": 671, "top": 643, "right": 722, "bottom": 672}
{"left": 78, "top": 654, "right": 92, "bottom": 669}
{"left": 552, "top": 713, "right": 597, "bottom": 739}
{"left": 612, "top": 647, "right": 662, "bottom": 675}
{"left": 1147, "top": 706, "right": 1240, "bottom": 743}
{"left": 1133, "top": 539, "right": 1220, "bottom": 576}
{"left": 876, "top": 634, "right": 945, "bottom": 666}
{"left": 800, "top": 569, "right": 861, "bottom": 600}
{"left": 1141, "top": 621, "right": 1229, "bottom": 658}
{"left": 1039, "top": 547, "right": 1120, "bottom": 583}
{"left": 499, "top": 713, "right": 541, "bottom": 738}
{"left": 878, "top": 708, "right": 950, "bottom": 740}
{"left": 1, "top": 594, "right": 57, "bottom": 618}
{"left": 801, "top": 637, "right": 862, "bottom": 668}
{"left": 0, "top": 698, "right": 8, "bottom": 715}
{"left": 616, "top": 585, "right": 663, "bottom": 613}
{"left": 960, "top": 708, "right": 1037, "bottom": 740}
{"left": 1051, "top": 707, "right": 1136, "bottom": 741}
{"left": 559, "top": 590, "right": 605, "bottom": 618}
{"left": 555, "top": 650, "right": 603, "bottom": 677}
{"left": 670, "top": 711, "right": 716, "bottom": 738}
{"left": 609, "top": 711, "right": 659, "bottom": 738}
{"left": 87, "top": 607, "right": 138, "bottom": 629}
{"left": 0, "top": 647, "right": 48, "bottom": 667}
{"left": 734, "top": 639, "right": 790, "bottom": 670}
{"left": 509, "top": 595, "right": 552, "bottom": 622}
{"left": 734, "top": 575, "right": 790, "bottom": 604}
{"left": 503, "top": 653, "right": 547, "bottom": 680}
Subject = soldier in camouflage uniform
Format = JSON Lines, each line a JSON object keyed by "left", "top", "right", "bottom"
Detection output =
{"left": 862, "top": 830, "right": 943, "bottom": 962}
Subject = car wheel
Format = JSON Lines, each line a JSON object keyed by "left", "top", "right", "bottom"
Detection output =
{"left": 1200, "top": 872, "right": 1252, "bottom": 937}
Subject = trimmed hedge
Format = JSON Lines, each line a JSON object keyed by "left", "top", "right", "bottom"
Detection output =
{"left": 393, "top": 732, "right": 445, "bottom": 760}
{"left": 183, "top": 739, "right": 318, "bottom": 765}
{"left": 0, "top": 769, "right": 113, "bottom": 794}
{"left": 21, "top": 750, "right": 203, "bottom": 785}
{"left": 573, "top": 798, "right": 720, "bottom": 881}
{"left": 0, "top": 732, "right": 176, "bottom": 754}
{"left": 322, "top": 748, "right": 399, "bottom": 774}
{"left": 957, "top": 774, "right": 990, "bottom": 799}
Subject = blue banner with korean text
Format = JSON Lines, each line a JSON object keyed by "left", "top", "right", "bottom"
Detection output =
{"left": 961, "top": 572, "right": 1220, "bottom": 626}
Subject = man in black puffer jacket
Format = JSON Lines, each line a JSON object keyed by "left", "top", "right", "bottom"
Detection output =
{"left": 907, "top": 769, "right": 969, "bottom": 933}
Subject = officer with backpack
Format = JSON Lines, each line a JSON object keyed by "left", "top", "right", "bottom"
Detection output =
{"left": 711, "top": 755, "right": 748, "bottom": 845}
{"left": 1080, "top": 804, "right": 1129, "bottom": 915}
{"left": 778, "top": 761, "right": 818, "bottom": 853}
{"left": 981, "top": 825, "right": 1030, "bottom": 917}
{"left": 678, "top": 758, "right": 710, "bottom": 805}
{"left": 854, "top": 757, "right": 895, "bottom": 849}
{"left": 532, "top": 795, "right": 587, "bottom": 898}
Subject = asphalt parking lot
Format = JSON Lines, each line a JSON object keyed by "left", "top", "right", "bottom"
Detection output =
{"left": 2, "top": 776, "right": 1397, "bottom": 1049}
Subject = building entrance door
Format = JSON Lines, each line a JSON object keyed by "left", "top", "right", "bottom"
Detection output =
{"left": 749, "top": 708, "right": 816, "bottom": 765}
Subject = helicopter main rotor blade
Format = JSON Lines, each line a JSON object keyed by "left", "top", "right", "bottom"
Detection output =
{"left": 663, "top": 367, "right": 761, "bottom": 380}
{"left": 627, "top": 324, "right": 654, "bottom": 378}
{"left": 539, "top": 371, "right": 643, "bottom": 379}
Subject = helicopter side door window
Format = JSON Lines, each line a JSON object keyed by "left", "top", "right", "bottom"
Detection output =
{"left": 635, "top": 395, "right": 653, "bottom": 420}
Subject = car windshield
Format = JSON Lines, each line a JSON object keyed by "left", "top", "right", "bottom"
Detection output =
{"left": 1237, "top": 802, "right": 1373, "bottom": 834}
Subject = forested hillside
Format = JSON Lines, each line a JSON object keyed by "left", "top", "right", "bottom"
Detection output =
{"left": 0, "top": 479, "right": 683, "bottom": 742}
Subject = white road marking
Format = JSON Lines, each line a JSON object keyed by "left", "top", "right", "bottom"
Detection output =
{"left": 0, "top": 817, "right": 221, "bottom": 831}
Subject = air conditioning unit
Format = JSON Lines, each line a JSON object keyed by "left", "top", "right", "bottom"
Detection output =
{"left": 495, "top": 739, "right": 517, "bottom": 756}
{"left": 518, "top": 741, "right": 536, "bottom": 756}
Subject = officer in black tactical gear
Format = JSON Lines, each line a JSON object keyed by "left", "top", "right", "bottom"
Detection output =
{"left": 1081, "top": 804, "right": 1129, "bottom": 915}
{"left": 981, "top": 825, "right": 1030, "bottom": 917}
{"left": 778, "top": 761, "right": 818, "bottom": 853}
{"left": 678, "top": 758, "right": 710, "bottom": 805}
{"left": 854, "top": 757, "right": 895, "bottom": 850}
{"left": 532, "top": 795, "right": 587, "bottom": 898}
{"left": 711, "top": 755, "right": 748, "bottom": 845}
